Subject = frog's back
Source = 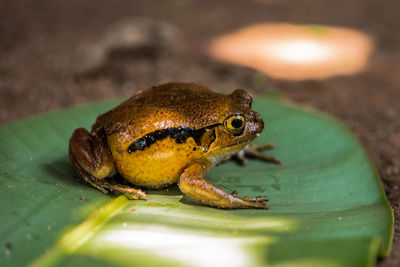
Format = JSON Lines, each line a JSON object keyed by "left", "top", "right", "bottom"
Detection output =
{"left": 95, "top": 82, "right": 232, "bottom": 142}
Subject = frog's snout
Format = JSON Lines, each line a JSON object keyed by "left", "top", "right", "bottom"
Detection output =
{"left": 256, "top": 111, "right": 264, "bottom": 124}
{"left": 247, "top": 111, "right": 264, "bottom": 137}
{"left": 255, "top": 112, "right": 264, "bottom": 133}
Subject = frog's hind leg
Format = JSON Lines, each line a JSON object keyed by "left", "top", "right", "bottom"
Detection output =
{"left": 178, "top": 162, "right": 269, "bottom": 209}
{"left": 234, "top": 143, "right": 281, "bottom": 165}
{"left": 69, "top": 128, "right": 147, "bottom": 200}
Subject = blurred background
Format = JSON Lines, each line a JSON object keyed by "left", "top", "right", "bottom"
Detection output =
{"left": 0, "top": 0, "right": 399, "bottom": 264}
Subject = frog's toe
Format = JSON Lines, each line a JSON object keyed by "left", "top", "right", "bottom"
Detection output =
{"left": 242, "top": 143, "right": 281, "bottom": 165}
{"left": 231, "top": 189, "right": 239, "bottom": 196}
{"left": 123, "top": 189, "right": 147, "bottom": 200}
{"left": 232, "top": 150, "right": 248, "bottom": 166}
{"left": 239, "top": 195, "right": 270, "bottom": 209}
{"left": 102, "top": 181, "right": 148, "bottom": 200}
{"left": 257, "top": 200, "right": 270, "bottom": 209}
{"left": 250, "top": 197, "right": 270, "bottom": 209}
{"left": 248, "top": 143, "right": 276, "bottom": 151}
{"left": 249, "top": 195, "right": 270, "bottom": 202}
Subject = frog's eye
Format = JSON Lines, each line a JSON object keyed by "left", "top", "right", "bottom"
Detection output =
{"left": 224, "top": 114, "right": 245, "bottom": 135}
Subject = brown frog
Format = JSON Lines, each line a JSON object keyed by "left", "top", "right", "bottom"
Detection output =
{"left": 69, "top": 82, "right": 280, "bottom": 209}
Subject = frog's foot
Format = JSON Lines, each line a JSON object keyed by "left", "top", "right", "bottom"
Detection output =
{"left": 179, "top": 162, "right": 269, "bottom": 209}
{"left": 95, "top": 179, "right": 147, "bottom": 200}
{"left": 234, "top": 143, "right": 281, "bottom": 165}
{"left": 70, "top": 144, "right": 147, "bottom": 200}
{"left": 69, "top": 127, "right": 147, "bottom": 200}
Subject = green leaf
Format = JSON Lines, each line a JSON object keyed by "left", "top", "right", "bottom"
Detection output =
{"left": 0, "top": 97, "right": 393, "bottom": 267}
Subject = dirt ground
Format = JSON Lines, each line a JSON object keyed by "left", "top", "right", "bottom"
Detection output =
{"left": 0, "top": 0, "right": 399, "bottom": 265}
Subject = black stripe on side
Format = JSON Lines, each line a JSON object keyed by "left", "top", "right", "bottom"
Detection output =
{"left": 127, "top": 124, "right": 220, "bottom": 153}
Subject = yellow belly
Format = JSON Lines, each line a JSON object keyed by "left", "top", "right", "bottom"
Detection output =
{"left": 112, "top": 137, "right": 200, "bottom": 188}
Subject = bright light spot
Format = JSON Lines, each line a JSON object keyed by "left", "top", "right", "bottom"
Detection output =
{"left": 270, "top": 40, "right": 330, "bottom": 63}
{"left": 98, "top": 226, "right": 273, "bottom": 267}
{"left": 209, "top": 23, "right": 374, "bottom": 80}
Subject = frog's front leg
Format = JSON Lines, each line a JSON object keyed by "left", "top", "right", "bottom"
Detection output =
{"left": 69, "top": 127, "right": 147, "bottom": 200}
{"left": 178, "top": 162, "right": 269, "bottom": 209}
{"left": 235, "top": 143, "right": 281, "bottom": 165}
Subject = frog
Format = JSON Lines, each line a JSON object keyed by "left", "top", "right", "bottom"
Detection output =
{"left": 69, "top": 82, "right": 280, "bottom": 209}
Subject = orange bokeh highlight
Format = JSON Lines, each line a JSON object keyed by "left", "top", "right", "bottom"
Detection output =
{"left": 209, "top": 23, "right": 374, "bottom": 80}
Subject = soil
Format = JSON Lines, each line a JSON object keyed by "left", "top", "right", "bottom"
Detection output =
{"left": 0, "top": 0, "right": 399, "bottom": 265}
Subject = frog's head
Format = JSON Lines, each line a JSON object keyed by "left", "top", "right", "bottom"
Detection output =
{"left": 199, "top": 89, "right": 264, "bottom": 160}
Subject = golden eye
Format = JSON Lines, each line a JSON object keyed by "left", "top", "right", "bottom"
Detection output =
{"left": 224, "top": 114, "right": 245, "bottom": 134}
